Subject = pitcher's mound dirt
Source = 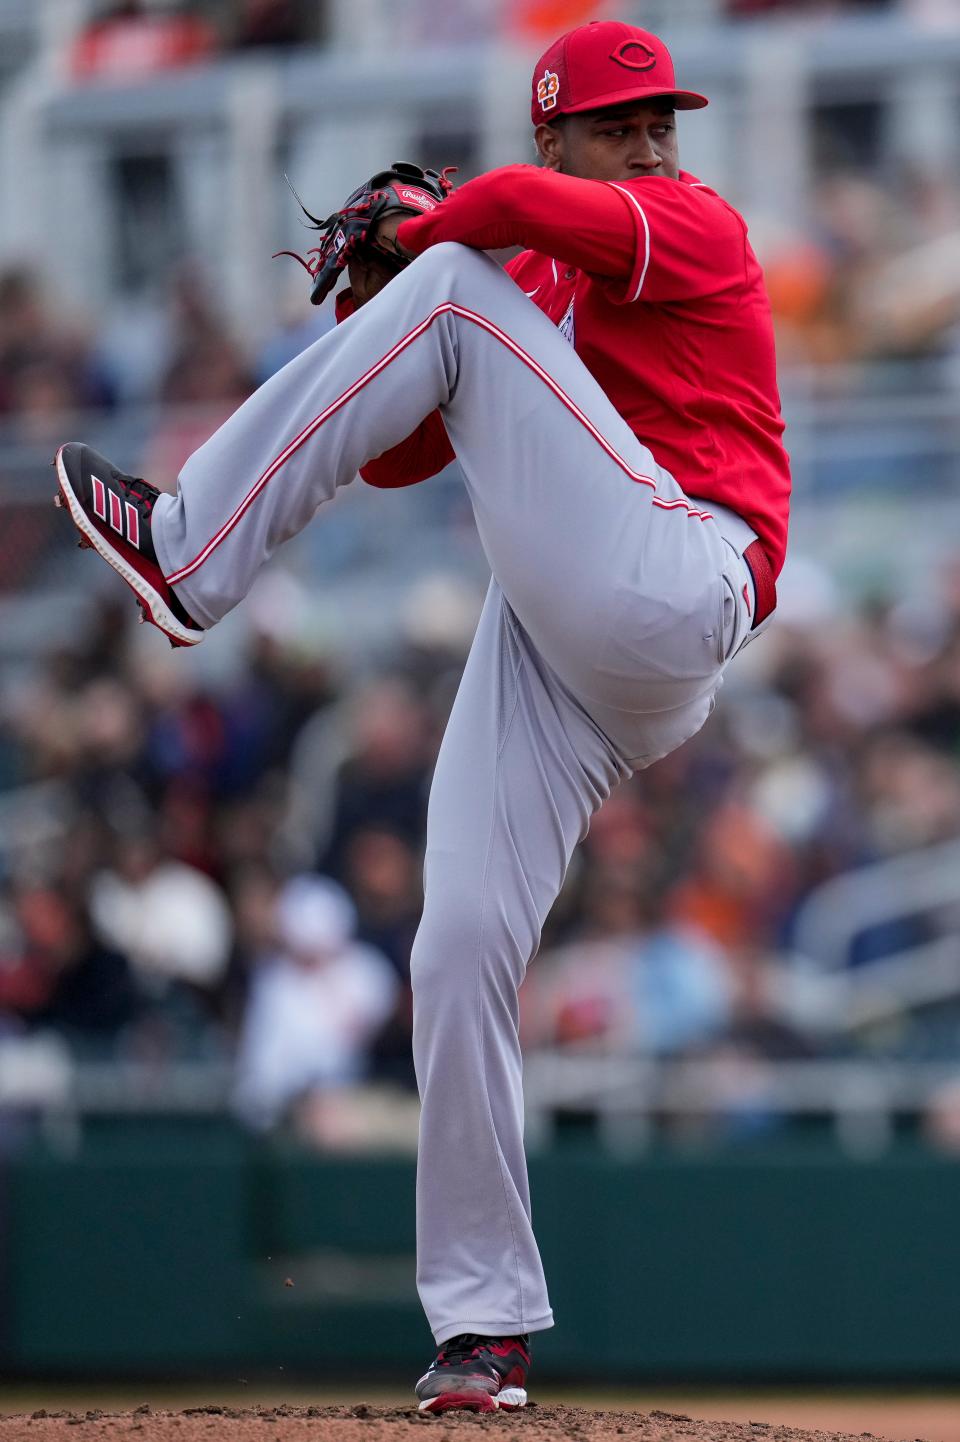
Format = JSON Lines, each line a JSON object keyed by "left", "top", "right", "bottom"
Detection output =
{"left": 0, "top": 1404, "right": 926, "bottom": 1442}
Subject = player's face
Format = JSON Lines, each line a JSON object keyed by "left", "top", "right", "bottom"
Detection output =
{"left": 536, "top": 101, "right": 679, "bottom": 183}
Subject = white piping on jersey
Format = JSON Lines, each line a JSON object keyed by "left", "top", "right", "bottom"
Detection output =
{"left": 608, "top": 183, "right": 651, "bottom": 303}
{"left": 550, "top": 258, "right": 558, "bottom": 286}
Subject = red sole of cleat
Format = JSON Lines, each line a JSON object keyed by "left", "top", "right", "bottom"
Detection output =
{"left": 418, "top": 1392, "right": 499, "bottom": 1415}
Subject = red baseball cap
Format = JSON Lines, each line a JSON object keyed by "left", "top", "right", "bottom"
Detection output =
{"left": 531, "top": 20, "right": 708, "bottom": 125}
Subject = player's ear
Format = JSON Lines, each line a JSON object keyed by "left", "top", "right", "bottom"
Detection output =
{"left": 535, "top": 120, "right": 564, "bottom": 170}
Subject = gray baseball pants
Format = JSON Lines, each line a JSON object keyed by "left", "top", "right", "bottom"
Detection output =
{"left": 152, "top": 242, "right": 764, "bottom": 1344}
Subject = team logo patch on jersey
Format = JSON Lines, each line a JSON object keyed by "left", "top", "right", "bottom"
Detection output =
{"left": 611, "top": 39, "right": 657, "bottom": 71}
{"left": 537, "top": 69, "right": 559, "bottom": 111}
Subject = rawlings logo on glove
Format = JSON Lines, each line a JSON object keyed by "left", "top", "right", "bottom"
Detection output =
{"left": 275, "top": 161, "right": 456, "bottom": 307}
{"left": 398, "top": 187, "right": 439, "bottom": 211}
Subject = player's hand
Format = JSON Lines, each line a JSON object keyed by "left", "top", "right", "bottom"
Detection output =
{"left": 347, "top": 250, "right": 398, "bottom": 308}
{"left": 372, "top": 213, "right": 411, "bottom": 259}
{"left": 348, "top": 217, "right": 413, "bottom": 308}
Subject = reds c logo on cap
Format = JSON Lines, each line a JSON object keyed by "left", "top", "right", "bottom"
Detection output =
{"left": 537, "top": 69, "right": 559, "bottom": 110}
{"left": 611, "top": 39, "right": 657, "bottom": 71}
{"left": 529, "top": 22, "right": 709, "bottom": 125}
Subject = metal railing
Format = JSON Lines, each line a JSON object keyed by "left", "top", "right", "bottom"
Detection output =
{"left": 783, "top": 838, "right": 960, "bottom": 1037}
{"left": 522, "top": 1051, "right": 958, "bottom": 1155}
{"left": 1, "top": 1046, "right": 955, "bottom": 1158}
{"left": 793, "top": 837, "right": 960, "bottom": 973}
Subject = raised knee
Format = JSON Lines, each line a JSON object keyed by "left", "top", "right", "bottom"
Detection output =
{"left": 408, "top": 240, "right": 498, "bottom": 292}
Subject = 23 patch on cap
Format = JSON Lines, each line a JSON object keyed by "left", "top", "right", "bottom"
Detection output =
{"left": 537, "top": 69, "right": 559, "bottom": 111}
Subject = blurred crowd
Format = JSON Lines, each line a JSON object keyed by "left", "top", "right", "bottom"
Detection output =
{"left": 763, "top": 166, "right": 960, "bottom": 368}
{"left": 3, "top": 533, "right": 960, "bottom": 1146}
{"left": 69, "top": 0, "right": 327, "bottom": 76}
{"left": 1, "top": 0, "right": 960, "bottom": 1151}
{"left": 57, "top": 0, "right": 960, "bottom": 74}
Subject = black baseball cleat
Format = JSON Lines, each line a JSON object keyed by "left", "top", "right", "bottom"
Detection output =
{"left": 414, "top": 1333, "right": 530, "bottom": 1414}
{"left": 53, "top": 443, "right": 203, "bottom": 649}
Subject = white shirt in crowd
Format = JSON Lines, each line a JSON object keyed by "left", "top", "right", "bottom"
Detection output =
{"left": 233, "top": 875, "right": 399, "bottom": 1128}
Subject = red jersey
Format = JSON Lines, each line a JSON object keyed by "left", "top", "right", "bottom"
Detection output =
{"left": 362, "top": 164, "right": 790, "bottom": 576}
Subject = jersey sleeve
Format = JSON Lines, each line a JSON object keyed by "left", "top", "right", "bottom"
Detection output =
{"left": 335, "top": 287, "right": 455, "bottom": 488}
{"left": 600, "top": 177, "right": 748, "bottom": 304}
{"left": 397, "top": 166, "right": 748, "bottom": 305}
{"left": 398, "top": 166, "right": 635, "bottom": 280}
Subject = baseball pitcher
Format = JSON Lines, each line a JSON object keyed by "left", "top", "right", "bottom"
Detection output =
{"left": 54, "top": 19, "right": 790, "bottom": 1414}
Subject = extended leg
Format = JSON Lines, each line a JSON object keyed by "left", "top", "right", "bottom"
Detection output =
{"left": 411, "top": 579, "right": 627, "bottom": 1344}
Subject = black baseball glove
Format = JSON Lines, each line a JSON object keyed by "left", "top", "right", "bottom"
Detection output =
{"left": 275, "top": 162, "right": 456, "bottom": 306}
